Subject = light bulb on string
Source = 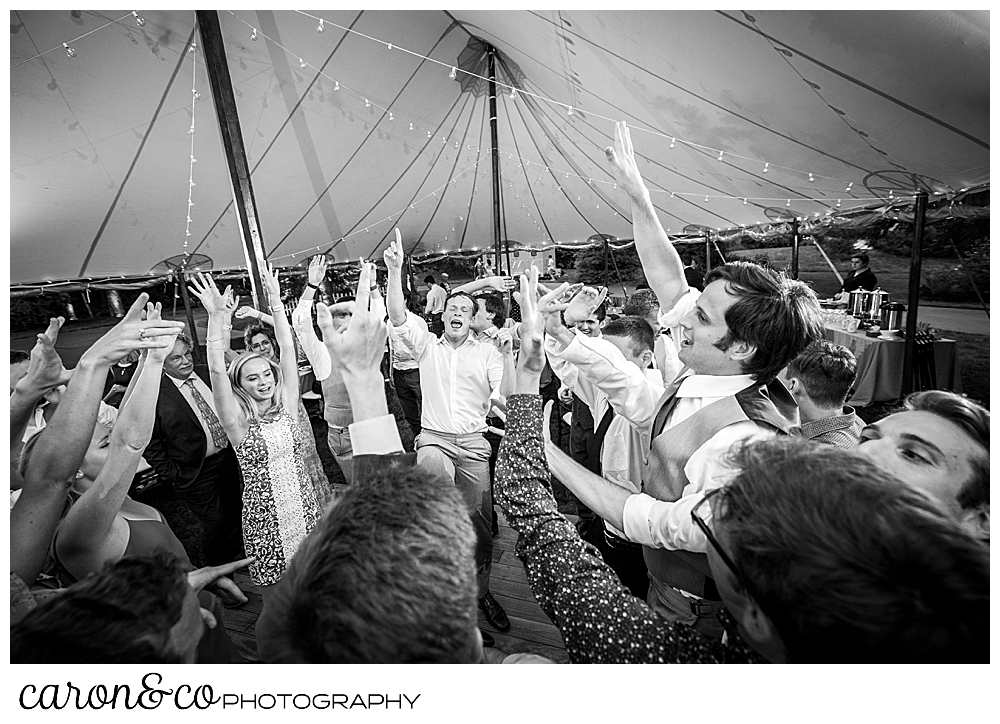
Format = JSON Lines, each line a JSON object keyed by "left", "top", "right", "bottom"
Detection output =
{"left": 364, "top": 99, "right": 371, "bottom": 108}
{"left": 763, "top": 163, "right": 769, "bottom": 173}
{"left": 510, "top": 87, "right": 517, "bottom": 100}
{"left": 317, "top": 18, "right": 324, "bottom": 32}
{"left": 299, "top": 58, "right": 307, "bottom": 69}
{"left": 192, "top": 89, "right": 200, "bottom": 100}
{"left": 334, "top": 81, "right": 340, "bottom": 91}
{"left": 250, "top": 28, "right": 258, "bottom": 41}
{"left": 188, "top": 41, "right": 196, "bottom": 53}
{"left": 786, "top": 199, "right": 791, "bottom": 207}
{"left": 888, "top": 190, "right": 894, "bottom": 200}
{"left": 449, "top": 66, "right": 457, "bottom": 80}
{"left": 63, "top": 43, "right": 76, "bottom": 58}
{"left": 845, "top": 182, "right": 853, "bottom": 193}
{"left": 132, "top": 11, "right": 145, "bottom": 27}
{"left": 408, "top": 122, "right": 413, "bottom": 131}
{"left": 389, "top": 113, "right": 394, "bottom": 121}
{"left": 669, "top": 138, "right": 675, "bottom": 149}
{"left": 704, "top": 195, "right": 709, "bottom": 202}
{"left": 743, "top": 197, "right": 747, "bottom": 205}
{"left": 836, "top": 200, "right": 842, "bottom": 208}
{"left": 808, "top": 172, "right": 815, "bottom": 182}
{"left": 427, "top": 131, "right": 432, "bottom": 138}
{"left": 717, "top": 151, "right": 724, "bottom": 161}
{"left": 567, "top": 106, "right": 574, "bottom": 116}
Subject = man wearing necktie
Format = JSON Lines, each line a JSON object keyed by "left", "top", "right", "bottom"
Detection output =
{"left": 543, "top": 122, "right": 824, "bottom": 638}
{"left": 143, "top": 333, "right": 244, "bottom": 566}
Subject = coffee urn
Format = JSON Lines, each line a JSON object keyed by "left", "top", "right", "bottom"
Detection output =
{"left": 879, "top": 301, "right": 906, "bottom": 331}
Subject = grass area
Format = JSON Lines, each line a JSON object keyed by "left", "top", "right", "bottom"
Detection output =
{"left": 725, "top": 245, "right": 966, "bottom": 301}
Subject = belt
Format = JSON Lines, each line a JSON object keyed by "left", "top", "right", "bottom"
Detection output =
{"left": 689, "top": 597, "right": 726, "bottom": 618}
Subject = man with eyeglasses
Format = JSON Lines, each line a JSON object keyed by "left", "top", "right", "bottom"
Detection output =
{"left": 495, "top": 271, "right": 988, "bottom": 663}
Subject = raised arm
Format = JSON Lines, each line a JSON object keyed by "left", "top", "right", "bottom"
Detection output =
{"left": 56, "top": 303, "right": 180, "bottom": 566}
{"left": 260, "top": 264, "right": 302, "bottom": 418}
{"left": 606, "top": 121, "right": 688, "bottom": 312}
{"left": 188, "top": 273, "right": 247, "bottom": 442}
{"left": 291, "top": 255, "right": 332, "bottom": 381}
{"left": 384, "top": 229, "right": 408, "bottom": 327}
{"left": 10, "top": 317, "right": 69, "bottom": 453}
{"left": 453, "top": 276, "right": 517, "bottom": 296}
{"left": 235, "top": 306, "right": 275, "bottom": 327}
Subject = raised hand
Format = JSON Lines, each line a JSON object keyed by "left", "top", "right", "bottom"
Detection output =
{"left": 516, "top": 266, "right": 547, "bottom": 375}
{"left": 563, "top": 285, "right": 607, "bottom": 326}
{"left": 143, "top": 302, "right": 178, "bottom": 364}
{"left": 187, "top": 272, "right": 228, "bottom": 315}
{"left": 383, "top": 228, "right": 405, "bottom": 272}
{"left": 483, "top": 275, "right": 517, "bottom": 293}
{"left": 315, "top": 260, "right": 388, "bottom": 381}
{"left": 14, "top": 317, "right": 71, "bottom": 394}
{"left": 260, "top": 263, "right": 282, "bottom": 301}
{"left": 605, "top": 120, "right": 647, "bottom": 200}
{"left": 221, "top": 286, "right": 239, "bottom": 316}
{"left": 81, "top": 293, "right": 185, "bottom": 367}
{"left": 308, "top": 254, "right": 328, "bottom": 286}
{"left": 234, "top": 306, "right": 257, "bottom": 320}
{"left": 493, "top": 328, "right": 515, "bottom": 356}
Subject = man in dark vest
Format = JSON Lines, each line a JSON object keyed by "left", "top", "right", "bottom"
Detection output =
{"left": 543, "top": 121, "right": 822, "bottom": 637}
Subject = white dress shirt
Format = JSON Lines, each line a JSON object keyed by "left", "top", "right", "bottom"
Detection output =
{"left": 387, "top": 313, "right": 427, "bottom": 371}
{"left": 424, "top": 285, "right": 446, "bottom": 315}
{"left": 291, "top": 296, "right": 332, "bottom": 381}
{"left": 169, "top": 373, "right": 225, "bottom": 458}
{"left": 393, "top": 312, "right": 504, "bottom": 434}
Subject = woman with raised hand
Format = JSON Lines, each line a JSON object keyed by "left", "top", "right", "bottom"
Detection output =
{"left": 189, "top": 267, "right": 324, "bottom": 595}
{"left": 19, "top": 297, "right": 244, "bottom": 662}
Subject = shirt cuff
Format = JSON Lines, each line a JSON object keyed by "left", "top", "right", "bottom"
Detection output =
{"left": 621, "top": 492, "right": 658, "bottom": 546}
{"left": 349, "top": 415, "right": 405, "bottom": 456}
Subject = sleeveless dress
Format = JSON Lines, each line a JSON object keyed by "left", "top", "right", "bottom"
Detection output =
{"left": 52, "top": 511, "right": 242, "bottom": 664}
{"left": 236, "top": 408, "right": 323, "bottom": 586}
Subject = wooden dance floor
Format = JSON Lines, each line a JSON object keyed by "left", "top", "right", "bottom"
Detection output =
{"left": 221, "top": 515, "right": 571, "bottom": 663}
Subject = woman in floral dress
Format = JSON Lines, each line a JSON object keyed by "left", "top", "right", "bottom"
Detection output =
{"left": 189, "top": 267, "right": 322, "bottom": 594}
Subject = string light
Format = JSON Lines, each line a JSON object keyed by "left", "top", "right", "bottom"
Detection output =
{"left": 669, "top": 138, "right": 676, "bottom": 149}
{"left": 743, "top": 198, "right": 748, "bottom": 205}
{"left": 299, "top": 58, "right": 307, "bottom": 68}
{"left": 63, "top": 43, "right": 76, "bottom": 58}
{"left": 836, "top": 200, "right": 842, "bottom": 207}
{"left": 449, "top": 66, "right": 457, "bottom": 80}
{"left": 317, "top": 18, "right": 324, "bottom": 32}
{"left": 389, "top": 112, "right": 394, "bottom": 121}
{"left": 132, "top": 11, "right": 145, "bottom": 27}
{"left": 408, "top": 122, "right": 413, "bottom": 130}
{"left": 333, "top": 81, "right": 340, "bottom": 91}
{"left": 845, "top": 182, "right": 853, "bottom": 193}
{"left": 250, "top": 27, "right": 258, "bottom": 41}
{"left": 364, "top": 99, "right": 371, "bottom": 108}
{"left": 786, "top": 199, "right": 791, "bottom": 207}
{"left": 763, "top": 162, "right": 769, "bottom": 173}
{"left": 808, "top": 172, "right": 815, "bottom": 182}
{"left": 717, "top": 150, "right": 724, "bottom": 161}
{"left": 183, "top": 38, "right": 199, "bottom": 257}
{"left": 567, "top": 106, "right": 574, "bottom": 116}
{"left": 510, "top": 87, "right": 517, "bottom": 100}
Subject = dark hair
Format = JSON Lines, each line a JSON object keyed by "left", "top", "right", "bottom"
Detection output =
{"left": 444, "top": 291, "right": 477, "bottom": 317}
{"left": 622, "top": 288, "right": 659, "bottom": 322}
{"left": 243, "top": 323, "right": 276, "bottom": 353}
{"left": 705, "top": 262, "right": 823, "bottom": 382}
{"left": 786, "top": 340, "right": 857, "bottom": 408}
{"left": 423, "top": 274, "right": 436, "bottom": 285}
{"left": 11, "top": 553, "right": 190, "bottom": 663}
{"left": 333, "top": 295, "right": 355, "bottom": 305}
{"left": 715, "top": 438, "right": 989, "bottom": 663}
{"left": 11, "top": 349, "right": 30, "bottom": 365}
{"left": 904, "top": 391, "right": 989, "bottom": 511}
{"left": 593, "top": 300, "right": 607, "bottom": 322}
{"left": 258, "top": 464, "right": 479, "bottom": 663}
{"left": 476, "top": 293, "right": 507, "bottom": 328}
{"left": 851, "top": 252, "right": 870, "bottom": 266}
{"left": 602, "top": 316, "right": 655, "bottom": 357}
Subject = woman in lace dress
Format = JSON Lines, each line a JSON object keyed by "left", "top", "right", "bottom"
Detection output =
{"left": 190, "top": 268, "right": 322, "bottom": 595}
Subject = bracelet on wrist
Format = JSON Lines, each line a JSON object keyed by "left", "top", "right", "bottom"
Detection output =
{"left": 207, "top": 343, "right": 225, "bottom": 351}
{"left": 222, "top": 325, "right": 233, "bottom": 331}
{"left": 269, "top": 304, "right": 285, "bottom": 312}
{"left": 306, "top": 282, "right": 320, "bottom": 291}
{"left": 559, "top": 310, "right": 568, "bottom": 327}
{"left": 206, "top": 337, "right": 224, "bottom": 344}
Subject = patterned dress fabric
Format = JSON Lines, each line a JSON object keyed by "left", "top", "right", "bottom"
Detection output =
{"left": 236, "top": 408, "right": 323, "bottom": 586}
{"left": 295, "top": 399, "right": 334, "bottom": 508}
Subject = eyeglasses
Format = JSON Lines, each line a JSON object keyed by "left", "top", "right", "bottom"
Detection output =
{"left": 690, "top": 488, "right": 749, "bottom": 591}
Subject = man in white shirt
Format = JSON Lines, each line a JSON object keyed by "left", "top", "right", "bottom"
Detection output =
{"left": 423, "top": 275, "right": 447, "bottom": 335}
{"left": 541, "top": 122, "right": 822, "bottom": 635}
{"left": 546, "top": 315, "right": 664, "bottom": 598}
{"left": 292, "top": 255, "right": 359, "bottom": 483}
{"left": 385, "top": 233, "right": 516, "bottom": 633}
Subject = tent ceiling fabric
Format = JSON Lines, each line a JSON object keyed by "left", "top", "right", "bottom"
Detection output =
{"left": 10, "top": 9, "right": 989, "bottom": 284}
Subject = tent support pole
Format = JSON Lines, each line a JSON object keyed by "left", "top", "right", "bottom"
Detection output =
{"left": 901, "top": 191, "right": 928, "bottom": 396}
{"left": 704, "top": 233, "right": 712, "bottom": 275}
{"left": 197, "top": 11, "right": 268, "bottom": 310}
{"left": 790, "top": 218, "right": 800, "bottom": 279}
{"left": 177, "top": 273, "right": 202, "bottom": 364}
{"left": 487, "top": 46, "right": 503, "bottom": 275}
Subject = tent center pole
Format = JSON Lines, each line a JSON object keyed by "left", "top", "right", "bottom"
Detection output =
{"left": 901, "top": 191, "right": 928, "bottom": 396}
{"left": 487, "top": 46, "right": 503, "bottom": 275}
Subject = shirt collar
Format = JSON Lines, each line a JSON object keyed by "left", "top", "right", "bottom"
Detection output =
{"left": 435, "top": 333, "right": 477, "bottom": 349}
{"left": 167, "top": 373, "right": 195, "bottom": 388}
{"left": 676, "top": 372, "right": 757, "bottom": 398}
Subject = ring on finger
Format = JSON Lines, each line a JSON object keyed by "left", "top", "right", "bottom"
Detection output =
{"left": 138, "top": 329, "right": 146, "bottom": 339}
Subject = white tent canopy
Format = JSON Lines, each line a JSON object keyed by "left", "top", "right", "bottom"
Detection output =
{"left": 10, "top": 10, "right": 989, "bottom": 285}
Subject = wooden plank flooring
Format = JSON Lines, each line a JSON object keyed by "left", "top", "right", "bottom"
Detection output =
{"left": 222, "top": 515, "right": 570, "bottom": 663}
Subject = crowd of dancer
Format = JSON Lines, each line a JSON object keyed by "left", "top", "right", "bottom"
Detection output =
{"left": 11, "top": 122, "right": 988, "bottom": 663}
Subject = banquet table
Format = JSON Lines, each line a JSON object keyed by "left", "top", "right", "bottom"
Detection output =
{"left": 822, "top": 325, "right": 962, "bottom": 407}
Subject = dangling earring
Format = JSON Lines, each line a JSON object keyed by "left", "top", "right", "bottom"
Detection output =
{"left": 75, "top": 470, "right": 85, "bottom": 479}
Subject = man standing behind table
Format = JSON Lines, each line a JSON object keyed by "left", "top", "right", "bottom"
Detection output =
{"left": 423, "top": 275, "right": 447, "bottom": 335}
{"left": 839, "top": 252, "right": 878, "bottom": 293}
{"left": 544, "top": 121, "right": 822, "bottom": 636}
{"left": 385, "top": 230, "right": 515, "bottom": 634}
{"left": 291, "top": 254, "right": 357, "bottom": 484}
{"left": 143, "top": 333, "right": 245, "bottom": 567}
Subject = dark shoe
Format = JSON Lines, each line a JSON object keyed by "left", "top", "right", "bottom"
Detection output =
{"left": 491, "top": 508, "right": 499, "bottom": 537}
{"left": 478, "top": 591, "right": 510, "bottom": 632}
{"left": 479, "top": 629, "right": 495, "bottom": 648}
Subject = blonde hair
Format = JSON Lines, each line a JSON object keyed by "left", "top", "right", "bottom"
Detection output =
{"left": 227, "top": 352, "right": 283, "bottom": 421}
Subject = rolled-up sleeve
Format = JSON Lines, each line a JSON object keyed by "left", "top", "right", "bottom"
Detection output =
{"left": 292, "top": 298, "right": 332, "bottom": 381}
{"left": 393, "top": 311, "right": 431, "bottom": 360}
